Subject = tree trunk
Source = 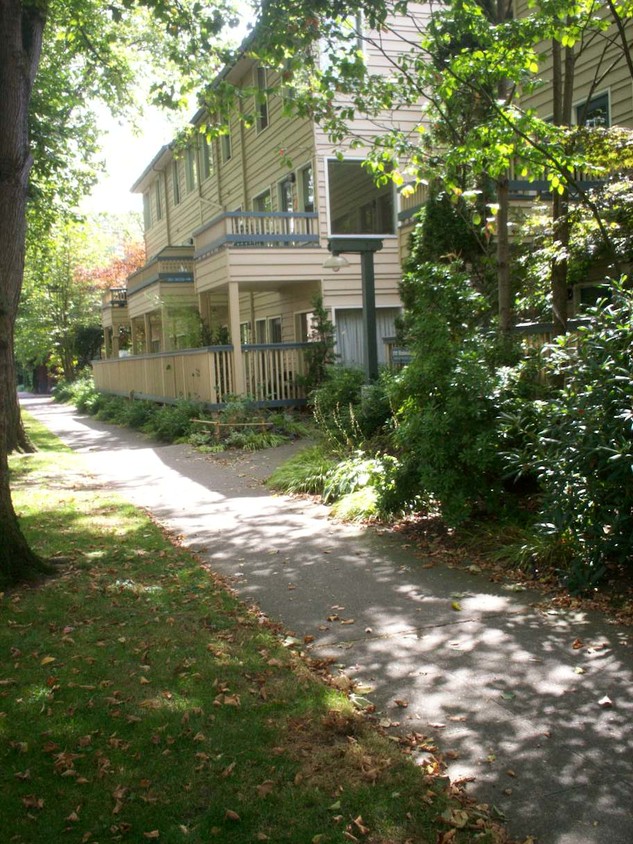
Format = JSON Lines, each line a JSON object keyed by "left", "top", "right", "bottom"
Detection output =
{"left": 496, "top": 176, "right": 512, "bottom": 334}
{"left": 0, "top": 0, "right": 48, "bottom": 586}
{"left": 549, "top": 37, "right": 572, "bottom": 336}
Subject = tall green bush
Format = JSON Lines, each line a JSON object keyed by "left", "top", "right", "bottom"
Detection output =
{"left": 504, "top": 279, "right": 633, "bottom": 590}
{"left": 385, "top": 262, "right": 510, "bottom": 523}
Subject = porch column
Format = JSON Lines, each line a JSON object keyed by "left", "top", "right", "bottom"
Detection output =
{"left": 104, "top": 328, "right": 112, "bottom": 359}
{"left": 111, "top": 328, "right": 120, "bottom": 358}
{"left": 144, "top": 314, "right": 151, "bottom": 353}
{"left": 228, "top": 281, "right": 245, "bottom": 395}
{"left": 161, "top": 306, "right": 169, "bottom": 352}
{"left": 131, "top": 320, "right": 138, "bottom": 355}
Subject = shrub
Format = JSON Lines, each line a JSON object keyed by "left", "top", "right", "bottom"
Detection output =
{"left": 385, "top": 262, "right": 511, "bottom": 523}
{"left": 142, "top": 399, "right": 203, "bottom": 442}
{"left": 311, "top": 367, "right": 392, "bottom": 449}
{"left": 267, "top": 445, "right": 336, "bottom": 496}
{"left": 504, "top": 279, "right": 633, "bottom": 591}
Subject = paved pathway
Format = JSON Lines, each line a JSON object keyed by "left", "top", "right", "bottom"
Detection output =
{"left": 22, "top": 395, "right": 633, "bottom": 844}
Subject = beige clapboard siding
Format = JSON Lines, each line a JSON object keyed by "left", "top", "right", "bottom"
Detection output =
{"left": 195, "top": 246, "right": 327, "bottom": 293}
{"left": 127, "top": 282, "right": 196, "bottom": 320}
{"left": 516, "top": 2, "right": 633, "bottom": 127}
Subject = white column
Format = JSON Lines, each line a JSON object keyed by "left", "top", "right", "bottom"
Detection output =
{"left": 228, "top": 282, "right": 245, "bottom": 394}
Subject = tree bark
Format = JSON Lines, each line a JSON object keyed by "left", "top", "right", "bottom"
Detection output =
{"left": 0, "top": 0, "right": 48, "bottom": 586}
{"left": 496, "top": 176, "right": 512, "bottom": 334}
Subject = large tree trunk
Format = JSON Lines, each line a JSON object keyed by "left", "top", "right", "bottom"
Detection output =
{"left": 496, "top": 176, "right": 512, "bottom": 334}
{"left": 0, "top": 0, "right": 47, "bottom": 586}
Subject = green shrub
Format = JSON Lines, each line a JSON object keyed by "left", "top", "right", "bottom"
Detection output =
{"left": 267, "top": 445, "right": 336, "bottom": 495}
{"left": 142, "top": 399, "right": 203, "bottom": 442}
{"left": 385, "top": 262, "right": 511, "bottom": 523}
{"left": 504, "top": 279, "right": 633, "bottom": 591}
{"left": 331, "top": 487, "right": 380, "bottom": 522}
{"left": 311, "top": 367, "right": 392, "bottom": 449}
{"left": 222, "top": 430, "right": 287, "bottom": 451}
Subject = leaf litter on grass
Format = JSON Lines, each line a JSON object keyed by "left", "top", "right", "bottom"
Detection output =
{"left": 1, "top": 427, "right": 516, "bottom": 843}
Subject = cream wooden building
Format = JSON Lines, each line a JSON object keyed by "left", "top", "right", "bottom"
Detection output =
{"left": 96, "top": 8, "right": 429, "bottom": 407}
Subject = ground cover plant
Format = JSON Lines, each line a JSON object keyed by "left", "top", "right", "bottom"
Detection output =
{"left": 53, "top": 377, "right": 312, "bottom": 452}
{"left": 3, "top": 416, "right": 509, "bottom": 843}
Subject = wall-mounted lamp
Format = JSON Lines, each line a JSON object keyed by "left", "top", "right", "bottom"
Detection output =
{"left": 322, "top": 254, "right": 350, "bottom": 272}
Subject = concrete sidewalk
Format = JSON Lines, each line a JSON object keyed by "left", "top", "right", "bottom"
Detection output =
{"left": 22, "top": 395, "right": 633, "bottom": 843}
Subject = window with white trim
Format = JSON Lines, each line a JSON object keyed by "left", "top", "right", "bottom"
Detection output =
{"left": 172, "top": 160, "right": 181, "bottom": 205}
{"left": 327, "top": 158, "right": 395, "bottom": 236}
{"left": 154, "top": 179, "right": 162, "bottom": 221}
{"left": 255, "top": 66, "right": 269, "bottom": 132}
{"left": 253, "top": 189, "right": 272, "bottom": 212}
{"left": 185, "top": 146, "right": 198, "bottom": 193}
{"left": 576, "top": 92, "right": 610, "bottom": 127}
{"left": 201, "top": 136, "right": 213, "bottom": 180}
{"left": 143, "top": 192, "right": 151, "bottom": 230}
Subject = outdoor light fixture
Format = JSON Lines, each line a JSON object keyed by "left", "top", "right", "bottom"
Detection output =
{"left": 322, "top": 253, "right": 350, "bottom": 272}
{"left": 325, "top": 237, "right": 384, "bottom": 381}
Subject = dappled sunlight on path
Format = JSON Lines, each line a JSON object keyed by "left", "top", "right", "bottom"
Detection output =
{"left": 21, "top": 396, "right": 633, "bottom": 844}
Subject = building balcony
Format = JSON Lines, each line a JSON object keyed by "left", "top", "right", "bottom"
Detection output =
{"left": 102, "top": 288, "right": 128, "bottom": 308}
{"left": 193, "top": 211, "right": 323, "bottom": 293}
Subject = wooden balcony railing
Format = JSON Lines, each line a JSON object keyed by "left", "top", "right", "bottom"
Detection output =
{"left": 92, "top": 342, "right": 311, "bottom": 408}
{"left": 194, "top": 211, "right": 319, "bottom": 260}
{"left": 102, "top": 288, "right": 128, "bottom": 308}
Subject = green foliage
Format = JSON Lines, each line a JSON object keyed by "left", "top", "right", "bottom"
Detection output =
{"left": 221, "top": 429, "right": 287, "bottom": 451}
{"left": 300, "top": 294, "right": 338, "bottom": 391}
{"left": 311, "top": 367, "right": 393, "bottom": 449}
{"left": 330, "top": 487, "right": 380, "bottom": 522}
{"left": 141, "top": 399, "right": 204, "bottom": 442}
{"left": 267, "top": 445, "right": 337, "bottom": 496}
{"left": 386, "top": 262, "right": 510, "bottom": 523}
{"left": 504, "top": 280, "right": 633, "bottom": 590}
{"left": 323, "top": 451, "right": 396, "bottom": 505}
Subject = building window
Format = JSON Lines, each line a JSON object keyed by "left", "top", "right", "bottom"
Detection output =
{"left": 154, "top": 179, "right": 162, "bottom": 221}
{"left": 278, "top": 176, "right": 294, "bottom": 213}
{"left": 201, "top": 136, "right": 213, "bottom": 180}
{"left": 185, "top": 146, "right": 198, "bottom": 193}
{"left": 298, "top": 164, "right": 314, "bottom": 212}
{"left": 255, "top": 318, "right": 267, "bottom": 343}
{"left": 240, "top": 322, "right": 252, "bottom": 343}
{"left": 269, "top": 316, "right": 282, "bottom": 343}
{"left": 221, "top": 131, "right": 232, "bottom": 163}
{"left": 143, "top": 192, "right": 151, "bottom": 229}
{"left": 327, "top": 158, "right": 395, "bottom": 236}
{"left": 172, "top": 160, "right": 181, "bottom": 205}
{"left": 253, "top": 189, "right": 272, "bottom": 212}
{"left": 255, "top": 66, "right": 269, "bottom": 132}
{"left": 576, "top": 92, "right": 610, "bottom": 127}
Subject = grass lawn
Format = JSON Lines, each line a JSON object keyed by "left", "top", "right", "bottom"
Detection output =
{"left": 1, "top": 415, "right": 508, "bottom": 843}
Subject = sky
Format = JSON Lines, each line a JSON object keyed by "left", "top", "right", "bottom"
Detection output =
{"left": 80, "top": 9, "right": 251, "bottom": 218}
{"left": 80, "top": 104, "right": 184, "bottom": 216}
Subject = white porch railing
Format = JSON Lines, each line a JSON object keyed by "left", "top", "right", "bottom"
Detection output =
{"left": 92, "top": 343, "right": 311, "bottom": 407}
{"left": 194, "top": 211, "right": 319, "bottom": 260}
{"left": 242, "top": 343, "right": 309, "bottom": 403}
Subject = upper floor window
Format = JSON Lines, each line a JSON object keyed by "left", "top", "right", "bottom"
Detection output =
{"left": 154, "top": 179, "right": 162, "bottom": 221}
{"left": 253, "top": 189, "right": 272, "bottom": 212}
{"left": 255, "top": 66, "right": 269, "bottom": 133}
{"left": 143, "top": 192, "right": 151, "bottom": 230}
{"left": 201, "top": 136, "right": 213, "bottom": 180}
{"left": 221, "top": 131, "right": 232, "bottom": 163}
{"left": 298, "top": 164, "right": 314, "bottom": 213}
{"left": 327, "top": 158, "right": 395, "bottom": 236}
{"left": 172, "top": 160, "right": 181, "bottom": 205}
{"left": 576, "top": 92, "right": 610, "bottom": 128}
{"left": 278, "top": 176, "right": 294, "bottom": 213}
{"left": 185, "top": 146, "right": 198, "bottom": 193}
